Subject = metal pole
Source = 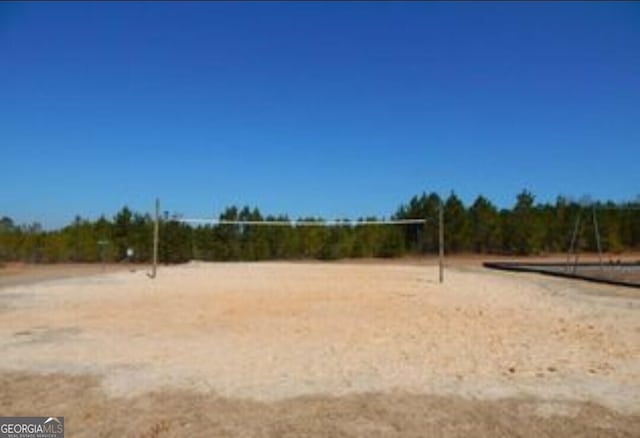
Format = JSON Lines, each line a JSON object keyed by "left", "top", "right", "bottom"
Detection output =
{"left": 150, "top": 198, "right": 159, "bottom": 279}
{"left": 439, "top": 201, "right": 444, "bottom": 284}
{"left": 592, "top": 206, "right": 603, "bottom": 270}
{"left": 572, "top": 216, "right": 584, "bottom": 274}
{"left": 566, "top": 212, "right": 581, "bottom": 273}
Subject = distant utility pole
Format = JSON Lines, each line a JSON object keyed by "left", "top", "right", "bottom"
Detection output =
{"left": 150, "top": 198, "right": 160, "bottom": 279}
{"left": 439, "top": 201, "right": 444, "bottom": 284}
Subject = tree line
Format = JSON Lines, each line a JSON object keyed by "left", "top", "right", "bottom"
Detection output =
{"left": 1, "top": 190, "right": 638, "bottom": 264}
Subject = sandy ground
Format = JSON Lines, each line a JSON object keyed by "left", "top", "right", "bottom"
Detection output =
{"left": 0, "top": 261, "right": 638, "bottom": 436}
{"left": 0, "top": 262, "right": 129, "bottom": 288}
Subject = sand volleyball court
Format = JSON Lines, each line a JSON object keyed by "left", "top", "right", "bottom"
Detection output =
{"left": 0, "top": 261, "right": 638, "bottom": 436}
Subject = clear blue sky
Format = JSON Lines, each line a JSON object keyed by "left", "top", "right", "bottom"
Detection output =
{"left": 1, "top": 2, "right": 639, "bottom": 228}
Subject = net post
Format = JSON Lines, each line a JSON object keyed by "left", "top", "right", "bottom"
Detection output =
{"left": 438, "top": 201, "right": 444, "bottom": 283}
{"left": 150, "top": 198, "right": 160, "bottom": 279}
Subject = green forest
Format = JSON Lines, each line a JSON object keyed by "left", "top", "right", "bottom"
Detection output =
{"left": 1, "top": 191, "right": 639, "bottom": 264}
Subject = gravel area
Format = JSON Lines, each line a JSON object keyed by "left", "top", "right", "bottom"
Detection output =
{"left": 0, "top": 261, "right": 638, "bottom": 436}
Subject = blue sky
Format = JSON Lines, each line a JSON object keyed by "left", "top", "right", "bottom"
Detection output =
{"left": 1, "top": 2, "right": 639, "bottom": 228}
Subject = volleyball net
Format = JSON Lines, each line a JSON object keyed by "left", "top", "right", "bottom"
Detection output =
{"left": 148, "top": 200, "right": 444, "bottom": 283}
{"left": 176, "top": 218, "right": 428, "bottom": 226}
{"left": 177, "top": 217, "right": 433, "bottom": 264}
